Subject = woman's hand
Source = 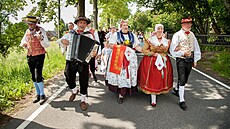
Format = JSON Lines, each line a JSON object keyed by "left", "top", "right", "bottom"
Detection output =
{"left": 61, "top": 39, "right": 69, "bottom": 45}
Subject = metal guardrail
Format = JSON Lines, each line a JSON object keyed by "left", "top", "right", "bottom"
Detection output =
{"left": 166, "top": 33, "right": 230, "bottom": 46}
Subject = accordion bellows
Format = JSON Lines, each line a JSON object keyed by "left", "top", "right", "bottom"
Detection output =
{"left": 69, "top": 31, "right": 99, "bottom": 63}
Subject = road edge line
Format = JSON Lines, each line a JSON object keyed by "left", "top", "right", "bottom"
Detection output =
{"left": 16, "top": 84, "right": 67, "bottom": 129}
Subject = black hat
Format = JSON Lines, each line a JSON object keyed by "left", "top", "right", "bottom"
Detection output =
{"left": 74, "top": 16, "right": 91, "bottom": 25}
{"left": 23, "top": 16, "right": 38, "bottom": 24}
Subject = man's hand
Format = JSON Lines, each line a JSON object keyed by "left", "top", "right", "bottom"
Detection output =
{"left": 61, "top": 39, "right": 69, "bottom": 45}
{"left": 184, "top": 51, "right": 191, "bottom": 57}
{"left": 22, "top": 43, "right": 28, "bottom": 48}
{"left": 36, "top": 35, "right": 41, "bottom": 40}
{"left": 96, "top": 54, "right": 101, "bottom": 59}
{"left": 90, "top": 50, "right": 97, "bottom": 57}
{"left": 193, "top": 62, "right": 197, "bottom": 67}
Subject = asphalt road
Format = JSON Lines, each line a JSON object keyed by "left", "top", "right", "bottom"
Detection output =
{"left": 2, "top": 58, "right": 230, "bottom": 129}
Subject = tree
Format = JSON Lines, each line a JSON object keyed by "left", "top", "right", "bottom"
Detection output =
{"left": 129, "top": 10, "right": 152, "bottom": 32}
{"left": 0, "top": 0, "right": 27, "bottom": 57}
{"left": 98, "top": 0, "right": 131, "bottom": 28}
{"left": 0, "top": 0, "right": 27, "bottom": 36}
{"left": 77, "top": 0, "right": 85, "bottom": 16}
{"left": 93, "top": 0, "right": 98, "bottom": 29}
{"left": 135, "top": 0, "right": 230, "bottom": 34}
{"left": 0, "top": 22, "right": 27, "bottom": 57}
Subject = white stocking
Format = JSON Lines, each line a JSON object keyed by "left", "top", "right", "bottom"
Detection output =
{"left": 81, "top": 94, "right": 86, "bottom": 102}
{"left": 72, "top": 87, "right": 78, "bottom": 94}
{"left": 151, "top": 94, "right": 156, "bottom": 104}
{"left": 179, "top": 86, "right": 185, "bottom": 102}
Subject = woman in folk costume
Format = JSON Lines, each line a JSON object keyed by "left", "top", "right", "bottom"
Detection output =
{"left": 20, "top": 16, "right": 50, "bottom": 105}
{"left": 138, "top": 24, "right": 173, "bottom": 107}
{"left": 105, "top": 20, "right": 142, "bottom": 104}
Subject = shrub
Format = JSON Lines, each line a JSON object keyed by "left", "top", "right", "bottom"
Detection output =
{"left": 212, "top": 51, "right": 230, "bottom": 78}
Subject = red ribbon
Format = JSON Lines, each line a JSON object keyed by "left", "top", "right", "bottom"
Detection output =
{"left": 185, "top": 31, "right": 190, "bottom": 35}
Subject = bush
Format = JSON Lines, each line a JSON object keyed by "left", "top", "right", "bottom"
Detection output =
{"left": 212, "top": 51, "right": 230, "bottom": 78}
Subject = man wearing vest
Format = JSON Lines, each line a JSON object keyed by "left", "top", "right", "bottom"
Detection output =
{"left": 20, "top": 16, "right": 50, "bottom": 105}
{"left": 170, "top": 16, "right": 201, "bottom": 111}
{"left": 57, "top": 16, "right": 98, "bottom": 111}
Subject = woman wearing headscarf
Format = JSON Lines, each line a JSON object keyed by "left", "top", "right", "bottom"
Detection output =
{"left": 138, "top": 24, "right": 173, "bottom": 107}
{"left": 105, "top": 20, "right": 142, "bottom": 104}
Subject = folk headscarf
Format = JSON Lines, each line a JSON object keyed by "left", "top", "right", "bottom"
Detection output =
{"left": 117, "top": 20, "right": 134, "bottom": 44}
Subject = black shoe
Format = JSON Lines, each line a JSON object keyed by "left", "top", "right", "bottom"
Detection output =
{"left": 179, "top": 102, "right": 187, "bottom": 111}
{"left": 117, "top": 97, "right": 123, "bottom": 104}
{"left": 33, "top": 95, "right": 40, "bottom": 103}
{"left": 172, "top": 88, "right": 179, "bottom": 97}
{"left": 40, "top": 95, "right": 47, "bottom": 105}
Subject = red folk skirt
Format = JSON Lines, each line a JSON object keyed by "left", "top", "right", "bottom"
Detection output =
{"left": 138, "top": 55, "right": 173, "bottom": 95}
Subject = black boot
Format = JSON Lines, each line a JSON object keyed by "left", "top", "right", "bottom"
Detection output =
{"left": 40, "top": 95, "right": 47, "bottom": 105}
{"left": 93, "top": 73, "right": 98, "bottom": 82}
{"left": 179, "top": 101, "right": 187, "bottom": 111}
{"left": 172, "top": 88, "right": 179, "bottom": 97}
{"left": 33, "top": 95, "right": 40, "bottom": 103}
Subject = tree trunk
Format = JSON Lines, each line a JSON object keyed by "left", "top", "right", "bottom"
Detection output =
{"left": 77, "top": 0, "right": 85, "bottom": 17}
{"left": 107, "top": 17, "right": 110, "bottom": 29}
{"left": 93, "top": 0, "right": 98, "bottom": 29}
{"left": 0, "top": 22, "right": 2, "bottom": 39}
{"left": 58, "top": 0, "right": 61, "bottom": 38}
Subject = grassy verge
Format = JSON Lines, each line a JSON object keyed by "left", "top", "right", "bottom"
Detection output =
{"left": 0, "top": 41, "right": 65, "bottom": 112}
{"left": 199, "top": 45, "right": 230, "bottom": 79}
{"left": 211, "top": 51, "right": 230, "bottom": 78}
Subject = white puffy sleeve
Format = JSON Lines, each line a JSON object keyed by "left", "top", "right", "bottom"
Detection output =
{"left": 169, "top": 32, "right": 184, "bottom": 57}
{"left": 39, "top": 27, "right": 50, "bottom": 48}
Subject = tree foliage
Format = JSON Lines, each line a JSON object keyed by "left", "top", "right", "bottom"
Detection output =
{"left": 98, "top": 0, "right": 131, "bottom": 28}
{"left": 0, "top": 0, "right": 27, "bottom": 57}
{"left": 0, "top": 22, "right": 28, "bottom": 57}
{"left": 129, "top": 10, "right": 152, "bottom": 32}
{"left": 134, "top": 0, "right": 230, "bottom": 34}
{"left": 0, "top": 0, "right": 27, "bottom": 24}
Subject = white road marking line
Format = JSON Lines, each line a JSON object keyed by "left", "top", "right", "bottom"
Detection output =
{"left": 192, "top": 67, "right": 230, "bottom": 90}
{"left": 169, "top": 55, "right": 230, "bottom": 90}
{"left": 17, "top": 56, "right": 230, "bottom": 128}
{"left": 16, "top": 84, "right": 67, "bottom": 129}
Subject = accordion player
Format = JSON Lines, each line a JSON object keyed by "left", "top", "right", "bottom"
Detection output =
{"left": 68, "top": 30, "right": 99, "bottom": 63}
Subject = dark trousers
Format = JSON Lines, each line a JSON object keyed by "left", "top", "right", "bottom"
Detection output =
{"left": 176, "top": 58, "right": 193, "bottom": 86}
{"left": 27, "top": 54, "right": 45, "bottom": 82}
{"left": 89, "top": 57, "right": 96, "bottom": 74}
{"left": 64, "top": 60, "right": 89, "bottom": 95}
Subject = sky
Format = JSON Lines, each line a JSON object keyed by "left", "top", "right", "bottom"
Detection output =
{"left": 9, "top": 0, "right": 93, "bottom": 31}
{"left": 9, "top": 0, "right": 139, "bottom": 31}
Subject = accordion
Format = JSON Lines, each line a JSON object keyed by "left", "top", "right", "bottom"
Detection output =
{"left": 69, "top": 31, "right": 99, "bottom": 63}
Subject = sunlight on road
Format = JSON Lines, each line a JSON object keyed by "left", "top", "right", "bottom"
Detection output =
{"left": 81, "top": 113, "right": 136, "bottom": 129}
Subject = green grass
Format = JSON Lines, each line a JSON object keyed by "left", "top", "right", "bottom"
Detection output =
{"left": 0, "top": 42, "right": 65, "bottom": 111}
{"left": 212, "top": 51, "right": 230, "bottom": 78}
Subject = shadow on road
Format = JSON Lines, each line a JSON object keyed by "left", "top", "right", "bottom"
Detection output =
{"left": 48, "top": 67, "right": 230, "bottom": 129}
{"left": 0, "top": 114, "right": 55, "bottom": 129}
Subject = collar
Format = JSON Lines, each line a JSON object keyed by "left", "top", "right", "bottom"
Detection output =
{"left": 181, "top": 29, "right": 190, "bottom": 35}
